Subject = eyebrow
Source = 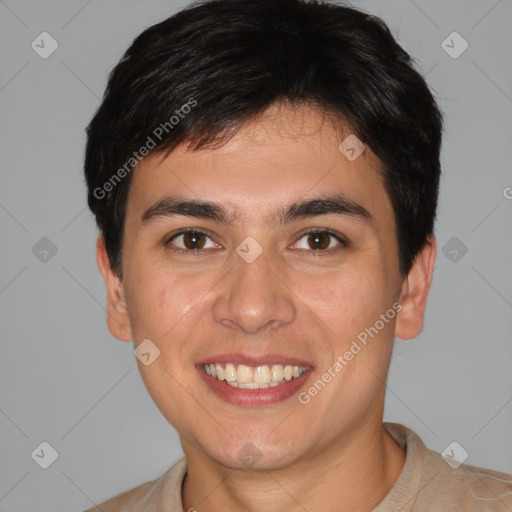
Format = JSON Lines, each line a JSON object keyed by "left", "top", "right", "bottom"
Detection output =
{"left": 140, "top": 193, "right": 372, "bottom": 226}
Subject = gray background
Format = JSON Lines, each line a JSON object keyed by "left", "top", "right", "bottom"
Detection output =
{"left": 1, "top": 0, "right": 511, "bottom": 510}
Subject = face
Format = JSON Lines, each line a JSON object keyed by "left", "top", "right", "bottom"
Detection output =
{"left": 98, "top": 102, "right": 435, "bottom": 471}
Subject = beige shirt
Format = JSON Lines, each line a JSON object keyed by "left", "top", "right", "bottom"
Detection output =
{"left": 85, "top": 423, "right": 512, "bottom": 511}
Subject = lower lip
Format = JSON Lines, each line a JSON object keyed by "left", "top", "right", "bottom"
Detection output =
{"left": 196, "top": 366, "right": 313, "bottom": 406}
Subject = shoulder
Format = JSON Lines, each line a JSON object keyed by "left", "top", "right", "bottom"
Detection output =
{"left": 83, "top": 457, "right": 187, "bottom": 512}
{"left": 383, "top": 423, "right": 512, "bottom": 511}
{"left": 420, "top": 456, "right": 512, "bottom": 510}
{"left": 455, "top": 461, "right": 512, "bottom": 506}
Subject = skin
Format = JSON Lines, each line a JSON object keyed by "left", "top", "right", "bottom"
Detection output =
{"left": 97, "top": 102, "right": 436, "bottom": 511}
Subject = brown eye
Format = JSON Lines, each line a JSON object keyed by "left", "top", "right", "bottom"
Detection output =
{"left": 166, "top": 230, "right": 218, "bottom": 253}
{"left": 293, "top": 230, "right": 347, "bottom": 254}
{"left": 307, "top": 232, "right": 331, "bottom": 250}
{"left": 182, "top": 231, "right": 206, "bottom": 250}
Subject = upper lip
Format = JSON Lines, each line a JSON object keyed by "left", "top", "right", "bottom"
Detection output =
{"left": 196, "top": 353, "right": 314, "bottom": 368}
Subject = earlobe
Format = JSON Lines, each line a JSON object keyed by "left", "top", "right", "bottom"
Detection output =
{"left": 96, "top": 235, "right": 133, "bottom": 342}
{"left": 395, "top": 235, "right": 437, "bottom": 340}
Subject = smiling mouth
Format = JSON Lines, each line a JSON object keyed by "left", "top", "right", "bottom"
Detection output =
{"left": 201, "top": 363, "right": 309, "bottom": 389}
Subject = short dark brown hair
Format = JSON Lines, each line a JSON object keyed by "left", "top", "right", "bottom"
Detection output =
{"left": 84, "top": 0, "right": 444, "bottom": 277}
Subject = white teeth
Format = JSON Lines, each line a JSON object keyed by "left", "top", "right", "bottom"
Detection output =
{"left": 236, "top": 364, "right": 253, "bottom": 383}
{"left": 271, "top": 364, "right": 284, "bottom": 382}
{"left": 254, "top": 365, "right": 271, "bottom": 384}
{"left": 239, "top": 382, "right": 259, "bottom": 389}
{"left": 202, "top": 363, "right": 308, "bottom": 388}
{"left": 225, "top": 363, "right": 237, "bottom": 382}
{"left": 215, "top": 363, "right": 225, "bottom": 380}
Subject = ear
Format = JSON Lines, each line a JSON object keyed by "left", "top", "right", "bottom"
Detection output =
{"left": 395, "top": 235, "right": 436, "bottom": 340}
{"left": 96, "top": 235, "right": 133, "bottom": 342}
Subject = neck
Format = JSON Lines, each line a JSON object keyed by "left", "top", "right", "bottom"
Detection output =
{"left": 181, "top": 422, "right": 405, "bottom": 512}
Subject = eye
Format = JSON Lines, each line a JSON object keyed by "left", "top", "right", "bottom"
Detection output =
{"left": 165, "top": 229, "right": 219, "bottom": 254}
{"left": 164, "top": 228, "right": 348, "bottom": 256}
{"left": 292, "top": 230, "right": 347, "bottom": 253}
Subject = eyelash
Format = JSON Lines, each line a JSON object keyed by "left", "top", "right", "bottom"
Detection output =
{"left": 164, "top": 228, "right": 348, "bottom": 256}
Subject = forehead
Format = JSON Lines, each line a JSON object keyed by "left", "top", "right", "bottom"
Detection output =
{"left": 126, "top": 103, "right": 391, "bottom": 227}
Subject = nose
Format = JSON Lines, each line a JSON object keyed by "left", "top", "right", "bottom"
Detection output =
{"left": 212, "top": 247, "right": 297, "bottom": 334}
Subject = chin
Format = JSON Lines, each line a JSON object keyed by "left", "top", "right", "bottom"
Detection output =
{"left": 200, "top": 433, "right": 301, "bottom": 472}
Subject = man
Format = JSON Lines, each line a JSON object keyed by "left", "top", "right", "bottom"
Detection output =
{"left": 83, "top": 0, "right": 512, "bottom": 510}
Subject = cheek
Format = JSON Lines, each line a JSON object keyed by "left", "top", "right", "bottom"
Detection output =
{"left": 125, "top": 264, "right": 221, "bottom": 356}
{"left": 295, "top": 265, "right": 388, "bottom": 338}
{"left": 124, "top": 267, "right": 188, "bottom": 342}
